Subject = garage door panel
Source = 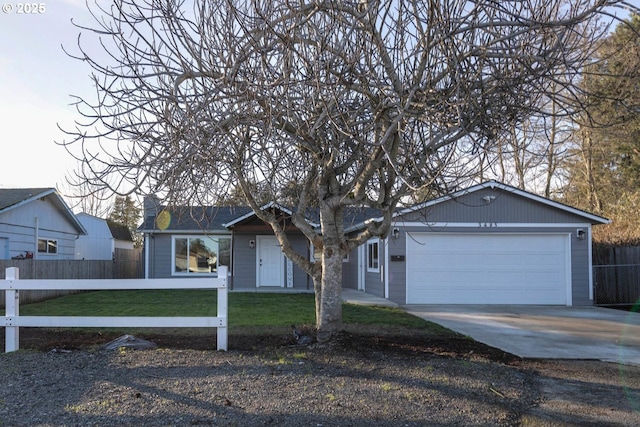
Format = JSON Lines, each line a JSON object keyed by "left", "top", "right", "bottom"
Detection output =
{"left": 485, "top": 272, "right": 522, "bottom": 287}
{"left": 523, "top": 289, "right": 566, "bottom": 304}
{"left": 495, "top": 254, "right": 528, "bottom": 266}
{"left": 406, "top": 233, "right": 569, "bottom": 305}
{"left": 428, "top": 270, "right": 485, "bottom": 283}
{"left": 534, "top": 254, "right": 564, "bottom": 265}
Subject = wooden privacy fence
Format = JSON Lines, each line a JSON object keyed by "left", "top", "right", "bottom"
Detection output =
{"left": 0, "top": 256, "right": 143, "bottom": 307}
{"left": 593, "top": 264, "right": 640, "bottom": 306}
{"left": 592, "top": 244, "right": 640, "bottom": 265}
{"left": 592, "top": 244, "right": 640, "bottom": 306}
{"left": 2, "top": 266, "right": 228, "bottom": 353}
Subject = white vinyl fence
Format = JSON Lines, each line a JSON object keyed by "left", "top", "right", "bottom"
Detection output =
{"left": 2, "top": 266, "right": 228, "bottom": 353}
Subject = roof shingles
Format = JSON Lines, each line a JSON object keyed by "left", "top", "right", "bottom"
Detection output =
{"left": 0, "top": 188, "right": 54, "bottom": 211}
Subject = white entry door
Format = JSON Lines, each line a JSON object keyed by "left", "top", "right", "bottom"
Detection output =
{"left": 257, "top": 236, "right": 284, "bottom": 287}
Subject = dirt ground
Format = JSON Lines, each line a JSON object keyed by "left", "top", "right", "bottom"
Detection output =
{"left": 2, "top": 327, "right": 640, "bottom": 426}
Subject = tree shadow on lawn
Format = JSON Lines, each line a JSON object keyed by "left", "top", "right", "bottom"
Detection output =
{"left": 1, "top": 327, "right": 533, "bottom": 427}
{"left": 3, "top": 327, "right": 640, "bottom": 426}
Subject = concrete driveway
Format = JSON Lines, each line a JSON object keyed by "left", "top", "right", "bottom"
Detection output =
{"left": 403, "top": 305, "right": 640, "bottom": 366}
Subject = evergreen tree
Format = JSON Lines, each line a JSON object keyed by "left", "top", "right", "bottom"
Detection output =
{"left": 109, "top": 196, "right": 142, "bottom": 247}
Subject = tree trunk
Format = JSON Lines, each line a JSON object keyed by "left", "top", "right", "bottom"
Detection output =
{"left": 315, "top": 204, "right": 345, "bottom": 342}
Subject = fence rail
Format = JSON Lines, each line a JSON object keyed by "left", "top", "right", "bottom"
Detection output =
{"left": 593, "top": 264, "right": 640, "bottom": 306}
{"left": 2, "top": 266, "right": 228, "bottom": 353}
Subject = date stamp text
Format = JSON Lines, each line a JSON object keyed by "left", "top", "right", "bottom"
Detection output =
{"left": 2, "top": 3, "right": 46, "bottom": 14}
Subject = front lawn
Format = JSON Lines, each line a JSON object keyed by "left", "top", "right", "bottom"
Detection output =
{"left": 18, "top": 290, "right": 450, "bottom": 336}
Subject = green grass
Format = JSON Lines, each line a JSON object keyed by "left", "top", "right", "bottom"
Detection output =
{"left": 19, "top": 290, "right": 445, "bottom": 335}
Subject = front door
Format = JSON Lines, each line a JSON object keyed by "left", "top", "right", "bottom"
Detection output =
{"left": 257, "top": 236, "right": 284, "bottom": 287}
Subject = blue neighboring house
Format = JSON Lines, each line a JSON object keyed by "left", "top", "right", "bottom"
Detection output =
{"left": 75, "top": 213, "right": 135, "bottom": 260}
{"left": 0, "top": 188, "right": 87, "bottom": 260}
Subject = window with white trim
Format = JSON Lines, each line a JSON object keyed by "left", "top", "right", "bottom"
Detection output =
{"left": 37, "top": 238, "right": 57, "bottom": 254}
{"left": 367, "top": 239, "right": 379, "bottom": 272}
{"left": 172, "top": 236, "right": 231, "bottom": 276}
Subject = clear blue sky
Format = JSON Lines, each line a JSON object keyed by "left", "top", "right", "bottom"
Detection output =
{"left": 0, "top": 0, "right": 96, "bottom": 190}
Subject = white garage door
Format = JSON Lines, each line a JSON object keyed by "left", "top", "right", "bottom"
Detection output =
{"left": 406, "top": 233, "right": 570, "bottom": 305}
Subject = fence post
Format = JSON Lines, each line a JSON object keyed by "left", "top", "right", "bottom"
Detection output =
{"left": 5, "top": 267, "right": 20, "bottom": 352}
{"left": 217, "top": 266, "right": 228, "bottom": 351}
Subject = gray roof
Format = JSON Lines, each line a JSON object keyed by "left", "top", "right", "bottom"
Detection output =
{"left": 139, "top": 206, "right": 253, "bottom": 232}
{"left": 138, "top": 204, "right": 381, "bottom": 233}
{"left": 139, "top": 181, "right": 607, "bottom": 234}
{"left": 0, "top": 188, "right": 55, "bottom": 211}
{"left": 0, "top": 188, "right": 87, "bottom": 234}
{"left": 107, "top": 220, "right": 134, "bottom": 242}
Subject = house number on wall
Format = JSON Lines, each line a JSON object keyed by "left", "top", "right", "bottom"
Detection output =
{"left": 478, "top": 222, "right": 498, "bottom": 227}
{"left": 286, "top": 258, "right": 293, "bottom": 288}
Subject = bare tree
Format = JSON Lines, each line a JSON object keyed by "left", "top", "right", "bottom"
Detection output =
{"left": 561, "top": 13, "right": 640, "bottom": 244}
{"left": 60, "top": 0, "right": 633, "bottom": 341}
{"left": 58, "top": 164, "right": 115, "bottom": 216}
{"left": 478, "top": 91, "right": 574, "bottom": 196}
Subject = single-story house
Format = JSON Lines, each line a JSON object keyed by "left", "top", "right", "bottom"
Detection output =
{"left": 75, "top": 213, "right": 134, "bottom": 260}
{"left": 139, "top": 181, "right": 609, "bottom": 306}
{"left": 0, "top": 188, "right": 87, "bottom": 260}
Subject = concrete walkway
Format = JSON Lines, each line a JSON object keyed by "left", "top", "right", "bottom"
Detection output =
{"left": 343, "top": 290, "right": 640, "bottom": 365}
{"left": 341, "top": 289, "right": 399, "bottom": 308}
{"left": 404, "top": 305, "right": 640, "bottom": 366}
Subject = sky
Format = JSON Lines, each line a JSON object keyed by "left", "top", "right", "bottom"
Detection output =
{"left": 0, "top": 0, "right": 97, "bottom": 191}
{"left": 0, "top": 1, "right": 634, "bottom": 196}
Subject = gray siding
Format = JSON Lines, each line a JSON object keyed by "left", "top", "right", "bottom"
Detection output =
{"left": 232, "top": 234, "right": 257, "bottom": 289}
{"left": 289, "top": 235, "right": 312, "bottom": 290}
{"left": 232, "top": 232, "right": 312, "bottom": 289}
{"left": 571, "top": 233, "right": 592, "bottom": 306}
{"left": 146, "top": 233, "right": 173, "bottom": 278}
{"left": 147, "top": 230, "right": 314, "bottom": 289}
{"left": 402, "top": 188, "right": 593, "bottom": 224}
{"left": 387, "top": 236, "right": 406, "bottom": 303}
{"left": 342, "top": 248, "right": 359, "bottom": 290}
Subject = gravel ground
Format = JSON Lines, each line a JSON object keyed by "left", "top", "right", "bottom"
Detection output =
{"left": 1, "top": 329, "right": 640, "bottom": 426}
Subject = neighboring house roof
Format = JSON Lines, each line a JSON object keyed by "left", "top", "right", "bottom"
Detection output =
{"left": 0, "top": 188, "right": 87, "bottom": 234}
{"left": 107, "top": 220, "right": 134, "bottom": 242}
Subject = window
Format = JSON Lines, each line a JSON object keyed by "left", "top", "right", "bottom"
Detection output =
{"left": 38, "top": 238, "right": 57, "bottom": 254}
{"left": 173, "top": 236, "right": 231, "bottom": 276}
{"left": 367, "top": 239, "right": 379, "bottom": 272}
